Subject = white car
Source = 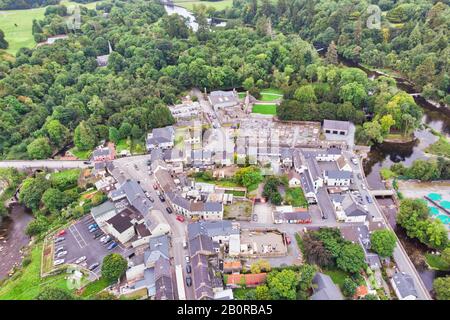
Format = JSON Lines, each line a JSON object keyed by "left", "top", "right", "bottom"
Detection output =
{"left": 56, "top": 251, "right": 68, "bottom": 258}
{"left": 185, "top": 255, "right": 190, "bottom": 263}
{"left": 75, "top": 256, "right": 87, "bottom": 264}
{"left": 361, "top": 184, "right": 366, "bottom": 190}
{"left": 54, "top": 259, "right": 65, "bottom": 266}
{"left": 352, "top": 157, "right": 358, "bottom": 165}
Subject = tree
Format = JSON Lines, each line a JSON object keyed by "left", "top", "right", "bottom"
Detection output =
{"left": 433, "top": 276, "right": 450, "bottom": 300}
{"left": 131, "top": 124, "right": 143, "bottom": 140}
{"left": 108, "top": 127, "right": 120, "bottom": 144}
{"left": 101, "top": 253, "right": 128, "bottom": 283}
{"left": 0, "top": 29, "right": 8, "bottom": 49}
{"left": 302, "top": 233, "right": 334, "bottom": 267}
{"left": 294, "top": 85, "right": 317, "bottom": 104}
{"left": 342, "top": 277, "right": 358, "bottom": 297}
{"left": 326, "top": 41, "right": 338, "bottom": 65}
{"left": 36, "top": 287, "right": 75, "bottom": 300}
{"left": 339, "top": 82, "right": 367, "bottom": 107}
{"left": 336, "top": 243, "right": 367, "bottom": 273}
{"left": 255, "top": 285, "right": 272, "bottom": 300}
{"left": 19, "top": 175, "right": 51, "bottom": 212}
{"left": 42, "top": 188, "right": 67, "bottom": 214}
{"left": 250, "top": 259, "right": 271, "bottom": 274}
{"left": 297, "top": 264, "right": 316, "bottom": 299}
{"left": 370, "top": 230, "right": 397, "bottom": 258}
{"left": 363, "top": 120, "right": 384, "bottom": 144}
{"left": 27, "top": 137, "right": 52, "bottom": 159}
{"left": 234, "top": 166, "right": 263, "bottom": 189}
{"left": 441, "top": 248, "right": 450, "bottom": 266}
{"left": 379, "top": 114, "right": 395, "bottom": 136}
{"left": 267, "top": 269, "right": 298, "bottom": 300}
{"left": 45, "top": 119, "right": 69, "bottom": 147}
{"left": 74, "top": 121, "right": 96, "bottom": 151}
{"left": 149, "top": 105, "right": 175, "bottom": 129}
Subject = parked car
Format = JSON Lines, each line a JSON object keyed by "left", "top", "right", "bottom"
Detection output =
{"left": 182, "top": 239, "right": 187, "bottom": 249}
{"left": 176, "top": 215, "right": 185, "bottom": 222}
{"left": 93, "top": 232, "right": 103, "bottom": 239}
{"left": 148, "top": 196, "right": 154, "bottom": 203}
{"left": 54, "top": 259, "right": 65, "bottom": 266}
{"left": 252, "top": 214, "right": 258, "bottom": 222}
{"left": 134, "top": 164, "right": 139, "bottom": 170}
{"left": 89, "top": 263, "right": 100, "bottom": 271}
{"left": 366, "top": 195, "right": 373, "bottom": 203}
{"left": 186, "top": 264, "right": 192, "bottom": 274}
{"left": 153, "top": 184, "right": 158, "bottom": 190}
{"left": 185, "top": 255, "right": 190, "bottom": 263}
{"left": 104, "top": 237, "right": 113, "bottom": 245}
{"left": 100, "top": 235, "right": 108, "bottom": 243}
{"left": 57, "top": 229, "right": 66, "bottom": 237}
{"left": 361, "top": 184, "right": 366, "bottom": 190}
{"left": 75, "top": 256, "right": 87, "bottom": 264}
{"left": 89, "top": 227, "right": 98, "bottom": 233}
{"left": 166, "top": 207, "right": 173, "bottom": 214}
{"left": 357, "top": 173, "right": 362, "bottom": 180}
{"left": 145, "top": 191, "right": 151, "bottom": 198}
{"left": 56, "top": 251, "right": 68, "bottom": 258}
{"left": 55, "top": 246, "right": 64, "bottom": 253}
{"left": 83, "top": 161, "right": 91, "bottom": 165}
{"left": 159, "top": 195, "right": 165, "bottom": 202}
{"left": 146, "top": 160, "right": 151, "bottom": 165}
{"left": 88, "top": 223, "right": 98, "bottom": 230}
{"left": 107, "top": 242, "right": 118, "bottom": 250}
{"left": 54, "top": 237, "right": 65, "bottom": 243}
{"left": 352, "top": 157, "right": 359, "bottom": 165}
{"left": 186, "top": 276, "right": 192, "bottom": 287}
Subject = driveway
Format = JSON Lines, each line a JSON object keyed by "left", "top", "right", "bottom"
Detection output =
{"left": 253, "top": 202, "right": 273, "bottom": 224}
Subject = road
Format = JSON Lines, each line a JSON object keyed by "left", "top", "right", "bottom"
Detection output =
{"left": 354, "top": 154, "right": 432, "bottom": 300}
{"left": 112, "top": 156, "right": 195, "bottom": 300}
{"left": 0, "top": 160, "right": 88, "bottom": 170}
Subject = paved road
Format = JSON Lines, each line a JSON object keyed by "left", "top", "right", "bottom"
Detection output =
{"left": 113, "top": 156, "right": 195, "bottom": 300}
{"left": 355, "top": 155, "right": 432, "bottom": 300}
{"left": 0, "top": 160, "right": 88, "bottom": 170}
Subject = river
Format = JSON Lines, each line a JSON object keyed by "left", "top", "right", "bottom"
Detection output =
{"left": 0, "top": 204, "right": 32, "bottom": 280}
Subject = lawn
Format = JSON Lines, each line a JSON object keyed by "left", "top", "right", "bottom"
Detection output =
{"left": 78, "top": 277, "right": 110, "bottom": 298}
{"left": 425, "top": 253, "right": 450, "bottom": 271}
{"left": 285, "top": 187, "right": 308, "bottom": 208}
{"left": 174, "top": 0, "right": 234, "bottom": 11}
{"left": 259, "top": 88, "right": 283, "bottom": 102}
{"left": 322, "top": 268, "right": 350, "bottom": 290}
{"left": 69, "top": 147, "right": 92, "bottom": 160}
{"left": 115, "top": 138, "right": 145, "bottom": 155}
{"left": 0, "top": 1, "right": 100, "bottom": 55}
{"left": 252, "top": 104, "right": 277, "bottom": 115}
{"left": 0, "top": 244, "right": 70, "bottom": 300}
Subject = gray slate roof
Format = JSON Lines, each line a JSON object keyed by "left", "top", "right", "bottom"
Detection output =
{"left": 323, "top": 119, "right": 350, "bottom": 132}
{"left": 187, "top": 220, "right": 238, "bottom": 240}
{"left": 325, "top": 170, "right": 352, "bottom": 180}
{"left": 392, "top": 272, "right": 418, "bottom": 299}
{"left": 310, "top": 272, "right": 344, "bottom": 300}
{"left": 91, "top": 200, "right": 117, "bottom": 219}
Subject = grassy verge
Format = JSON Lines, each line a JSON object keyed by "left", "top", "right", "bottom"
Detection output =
{"left": 295, "top": 233, "right": 305, "bottom": 256}
{"left": 322, "top": 268, "right": 350, "bottom": 290}
{"left": 69, "top": 147, "right": 91, "bottom": 160}
{"left": 78, "top": 277, "right": 110, "bottom": 298}
{"left": 425, "top": 130, "right": 450, "bottom": 158}
{"left": 425, "top": 253, "right": 450, "bottom": 271}
{"left": 252, "top": 104, "right": 277, "bottom": 115}
{"left": 225, "top": 190, "right": 246, "bottom": 197}
{"left": 115, "top": 138, "right": 145, "bottom": 155}
{"left": 0, "top": 244, "right": 70, "bottom": 300}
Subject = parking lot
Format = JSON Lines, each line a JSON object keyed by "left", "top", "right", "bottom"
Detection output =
{"left": 52, "top": 215, "right": 129, "bottom": 276}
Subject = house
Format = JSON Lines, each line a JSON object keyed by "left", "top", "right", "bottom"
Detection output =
{"left": 366, "top": 253, "right": 382, "bottom": 271}
{"left": 323, "top": 119, "right": 350, "bottom": 136}
{"left": 168, "top": 192, "right": 224, "bottom": 220}
{"left": 94, "top": 175, "right": 116, "bottom": 192}
{"left": 280, "top": 148, "right": 293, "bottom": 167}
{"left": 342, "top": 203, "right": 368, "bottom": 223}
{"left": 109, "top": 179, "right": 152, "bottom": 216}
{"left": 146, "top": 126, "right": 175, "bottom": 151}
{"left": 91, "top": 200, "right": 118, "bottom": 228}
{"left": 225, "top": 273, "right": 267, "bottom": 288}
{"left": 105, "top": 207, "right": 146, "bottom": 244}
{"left": 208, "top": 90, "right": 239, "bottom": 110}
{"left": 310, "top": 272, "right": 344, "bottom": 300}
{"left": 92, "top": 145, "right": 115, "bottom": 162}
{"left": 304, "top": 153, "right": 324, "bottom": 190}
{"left": 169, "top": 102, "right": 201, "bottom": 120}
{"left": 144, "top": 235, "right": 170, "bottom": 268}
{"left": 288, "top": 170, "right": 301, "bottom": 187}
{"left": 316, "top": 147, "right": 342, "bottom": 162}
{"left": 390, "top": 272, "right": 418, "bottom": 300}
{"left": 336, "top": 155, "right": 352, "bottom": 172}
{"left": 187, "top": 220, "right": 239, "bottom": 244}
{"left": 282, "top": 211, "right": 312, "bottom": 224}
{"left": 223, "top": 261, "right": 242, "bottom": 274}
{"left": 324, "top": 170, "right": 352, "bottom": 187}
{"left": 293, "top": 149, "right": 305, "bottom": 173}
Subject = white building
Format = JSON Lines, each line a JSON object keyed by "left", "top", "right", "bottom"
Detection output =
{"left": 324, "top": 170, "right": 352, "bottom": 187}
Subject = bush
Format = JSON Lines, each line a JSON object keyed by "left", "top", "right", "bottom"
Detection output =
{"left": 36, "top": 287, "right": 75, "bottom": 300}
{"left": 101, "top": 254, "right": 128, "bottom": 283}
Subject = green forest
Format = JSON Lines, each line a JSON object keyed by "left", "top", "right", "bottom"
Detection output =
{"left": 0, "top": 0, "right": 448, "bottom": 159}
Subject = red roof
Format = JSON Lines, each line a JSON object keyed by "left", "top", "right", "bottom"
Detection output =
{"left": 226, "top": 273, "right": 267, "bottom": 286}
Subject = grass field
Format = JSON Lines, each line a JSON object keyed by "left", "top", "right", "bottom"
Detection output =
{"left": 260, "top": 88, "right": 283, "bottom": 101}
{"left": 79, "top": 277, "right": 110, "bottom": 298}
{"left": 425, "top": 134, "right": 450, "bottom": 158}
{"left": 69, "top": 147, "right": 92, "bottom": 160}
{"left": 0, "top": 1, "right": 99, "bottom": 55}
{"left": 174, "top": 0, "right": 233, "bottom": 11}
{"left": 425, "top": 253, "right": 450, "bottom": 271}
{"left": 252, "top": 104, "right": 277, "bottom": 115}
{"left": 323, "top": 268, "right": 350, "bottom": 291}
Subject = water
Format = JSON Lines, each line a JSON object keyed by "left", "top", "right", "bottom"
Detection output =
{"left": 0, "top": 204, "right": 33, "bottom": 280}
{"left": 164, "top": 4, "right": 199, "bottom": 31}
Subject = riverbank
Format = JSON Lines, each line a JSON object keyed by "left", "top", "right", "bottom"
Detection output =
{"left": 0, "top": 204, "right": 33, "bottom": 280}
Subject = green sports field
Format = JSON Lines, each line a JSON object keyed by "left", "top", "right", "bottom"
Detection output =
{"left": 252, "top": 104, "right": 277, "bottom": 115}
{"left": 174, "top": 0, "right": 234, "bottom": 11}
{"left": 0, "top": 1, "right": 99, "bottom": 55}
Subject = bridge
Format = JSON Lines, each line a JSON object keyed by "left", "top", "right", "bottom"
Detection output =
{"left": 0, "top": 160, "right": 89, "bottom": 171}
{"left": 369, "top": 189, "right": 395, "bottom": 197}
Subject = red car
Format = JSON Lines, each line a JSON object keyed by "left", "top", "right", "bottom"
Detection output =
{"left": 176, "top": 215, "right": 185, "bottom": 222}
{"left": 153, "top": 184, "right": 158, "bottom": 190}
{"left": 285, "top": 235, "right": 291, "bottom": 245}
{"left": 57, "top": 230, "right": 66, "bottom": 237}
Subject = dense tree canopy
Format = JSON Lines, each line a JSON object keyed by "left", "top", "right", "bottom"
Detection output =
{"left": 370, "top": 229, "right": 397, "bottom": 258}
{"left": 101, "top": 253, "right": 128, "bottom": 283}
